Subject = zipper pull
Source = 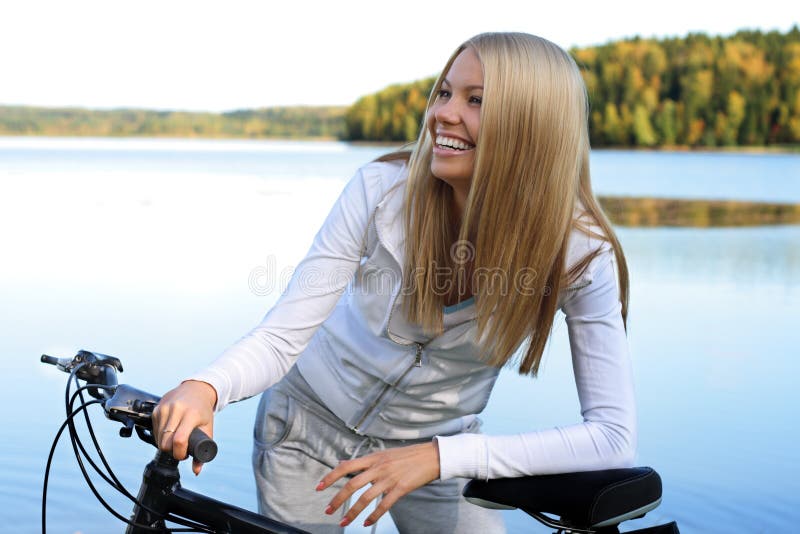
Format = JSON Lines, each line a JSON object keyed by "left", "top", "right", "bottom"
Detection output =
{"left": 414, "top": 343, "right": 423, "bottom": 367}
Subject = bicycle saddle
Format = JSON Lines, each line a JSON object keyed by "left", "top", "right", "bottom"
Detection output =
{"left": 463, "top": 467, "right": 676, "bottom": 533}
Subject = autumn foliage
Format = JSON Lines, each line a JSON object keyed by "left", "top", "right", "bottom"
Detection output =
{"left": 344, "top": 27, "right": 800, "bottom": 147}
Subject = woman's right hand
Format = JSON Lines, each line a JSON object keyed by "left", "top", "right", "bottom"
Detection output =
{"left": 152, "top": 380, "right": 218, "bottom": 475}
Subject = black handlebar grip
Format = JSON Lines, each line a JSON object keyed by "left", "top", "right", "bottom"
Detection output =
{"left": 188, "top": 428, "right": 218, "bottom": 463}
{"left": 41, "top": 354, "right": 59, "bottom": 365}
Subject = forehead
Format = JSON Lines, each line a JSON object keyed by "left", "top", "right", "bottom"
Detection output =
{"left": 443, "top": 47, "right": 483, "bottom": 86}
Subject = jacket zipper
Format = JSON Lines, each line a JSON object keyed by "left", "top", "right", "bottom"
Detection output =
{"left": 351, "top": 342, "right": 423, "bottom": 434}
{"left": 352, "top": 196, "right": 424, "bottom": 434}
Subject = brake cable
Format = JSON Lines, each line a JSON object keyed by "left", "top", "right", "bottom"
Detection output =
{"left": 42, "top": 366, "right": 213, "bottom": 533}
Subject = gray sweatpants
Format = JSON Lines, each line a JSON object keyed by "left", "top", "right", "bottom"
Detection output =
{"left": 252, "top": 366, "right": 506, "bottom": 534}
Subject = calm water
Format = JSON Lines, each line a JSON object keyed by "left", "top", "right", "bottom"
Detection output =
{"left": 1, "top": 137, "right": 798, "bottom": 533}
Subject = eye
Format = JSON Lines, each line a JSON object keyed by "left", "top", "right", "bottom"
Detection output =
{"left": 437, "top": 88, "right": 451, "bottom": 99}
{"left": 469, "top": 95, "right": 482, "bottom": 105}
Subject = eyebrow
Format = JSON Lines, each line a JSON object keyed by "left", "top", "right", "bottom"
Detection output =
{"left": 442, "top": 78, "right": 484, "bottom": 91}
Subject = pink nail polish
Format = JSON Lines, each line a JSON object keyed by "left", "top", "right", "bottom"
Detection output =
{"left": 325, "top": 505, "right": 333, "bottom": 515}
{"left": 363, "top": 519, "right": 373, "bottom": 527}
{"left": 316, "top": 482, "right": 325, "bottom": 491}
{"left": 339, "top": 518, "right": 350, "bottom": 527}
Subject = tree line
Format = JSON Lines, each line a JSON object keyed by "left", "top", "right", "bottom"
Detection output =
{"left": 0, "top": 106, "right": 346, "bottom": 139}
{"left": 345, "top": 26, "right": 800, "bottom": 147}
{"left": 576, "top": 27, "right": 800, "bottom": 147}
{"left": 2, "top": 27, "right": 799, "bottom": 147}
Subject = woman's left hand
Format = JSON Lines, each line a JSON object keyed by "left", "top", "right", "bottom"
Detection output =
{"left": 316, "top": 441, "right": 441, "bottom": 527}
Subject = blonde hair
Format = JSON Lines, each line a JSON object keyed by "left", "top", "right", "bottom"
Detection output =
{"left": 395, "top": 32, "right": 629, "bottom": 375}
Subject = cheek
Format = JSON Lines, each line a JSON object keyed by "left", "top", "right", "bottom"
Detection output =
{"left": 425, "top": 108, "right": 436, "bottom": 133}
{"left": 468, "top": 112, "right": 481, "bottom": 141}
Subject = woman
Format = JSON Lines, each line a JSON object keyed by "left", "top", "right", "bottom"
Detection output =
{"left": 154, "top": 32, "right": 636, "bottom": 533}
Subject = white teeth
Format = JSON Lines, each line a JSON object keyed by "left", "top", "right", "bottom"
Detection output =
{"left": 436, "top": 135, "right": 474, "bottom": 150}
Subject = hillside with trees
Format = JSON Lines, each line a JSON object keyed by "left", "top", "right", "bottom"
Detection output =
{"left": 343, "top": 77, "right": 435, "bottom": 142}
{"left": 0, "top": 106, "right": 346, "bottom": 139}
{"left": 344, "top": 27, "right": 800, "bottom": 147}
{"left": 2, "top": 27, "right": 799, "bottom": 148}
{"left": 576, "top": 28, "right": 800, "bottom": 147}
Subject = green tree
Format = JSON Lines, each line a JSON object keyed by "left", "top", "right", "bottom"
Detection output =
{"left": 633, "top": 104, "right": 658, "bottom": 146}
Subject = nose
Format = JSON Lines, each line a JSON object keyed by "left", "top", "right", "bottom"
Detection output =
{"left": 434, "top": 98, "right": 461, "bottom": 125}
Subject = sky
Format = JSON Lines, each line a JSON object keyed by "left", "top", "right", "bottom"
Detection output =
{"left": 1, "top": 0, "right": 798, "bottom": 112}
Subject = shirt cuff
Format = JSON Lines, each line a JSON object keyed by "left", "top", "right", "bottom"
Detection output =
{"left": 434, "top": 433, "right": 489, "bottom": 481}
{"left": 184, "top": 367, "right": 230, "bottom": 412}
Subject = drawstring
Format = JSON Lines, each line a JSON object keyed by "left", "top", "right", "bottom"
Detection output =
{"left": 350, "top": 434, "right": 384, "bottom": 459}
{"left": 345, "top": 435, "right": 385, "bottom": 534}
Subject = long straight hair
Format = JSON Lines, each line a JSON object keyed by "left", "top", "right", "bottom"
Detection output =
{"left": 397, "top": 33, "right": 629, "bottom": 375}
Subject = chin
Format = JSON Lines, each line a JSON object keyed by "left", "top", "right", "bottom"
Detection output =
{"left": 431, "top": 172, "right": 472, "bottom": 190}
{"left": 430, "top": 163, "right": 474, "bottom": 184}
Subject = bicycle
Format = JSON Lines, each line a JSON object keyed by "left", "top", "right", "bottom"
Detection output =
{"left": 41, "top": 349, "right": 309, "bottom": 533}
{"left": 42, "top": 349, "right": 679, "bottom": 533}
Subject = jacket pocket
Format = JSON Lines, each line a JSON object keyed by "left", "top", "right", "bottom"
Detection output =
{"left": 253, "top": 387, "right": 297, "bottom": 451}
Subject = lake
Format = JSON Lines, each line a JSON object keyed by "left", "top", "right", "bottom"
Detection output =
{"left": 1, "top": 137, "right": 798, "bottom": 533}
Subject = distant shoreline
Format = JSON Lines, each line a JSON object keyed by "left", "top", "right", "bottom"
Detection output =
{"left": 0, "top": 133, "right": 798, "bottom": 154}
{"left": 593, "top": 145, "right": 800, "bottom": 155}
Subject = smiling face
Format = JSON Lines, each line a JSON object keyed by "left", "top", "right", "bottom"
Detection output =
{"left": 427, "top": 47, "right": 483, "bottom": 189}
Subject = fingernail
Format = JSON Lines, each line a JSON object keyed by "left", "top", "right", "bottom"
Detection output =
{"left": 325, "top": 505, "right": 333, "bottom": 515}
{"left": 316, "top": 481, "right": 325, "bottom": 491}
{"left": 339, "top": 518, "right": 350, "bottom": 527}
{"left": 363, "top": 519, "right": 374, "bottom": 527}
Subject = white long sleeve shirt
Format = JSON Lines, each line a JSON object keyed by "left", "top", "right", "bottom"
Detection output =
{"left": 189, "top": 159, "right": 637, "bottom": 480}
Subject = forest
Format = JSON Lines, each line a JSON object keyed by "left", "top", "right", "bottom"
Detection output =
{"left": 2, "top": 27, "right": 799, "bottom": 148}
{"left": 344, "top": 27, "right": 800, "bottom": 147}
{"left": 0, "top": 106, "right": 346, "bottom": 139}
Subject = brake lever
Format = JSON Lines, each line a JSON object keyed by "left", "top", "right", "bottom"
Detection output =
{"left": 42, "top": 350, "right": 124, "bottom": 375}
{"left": 42, "top": 350, "right": 124, "bottom": 400}
{"left": 104, "top": 384, "right": 218, "bottom": 462}
{"left": 104, "top": 384, "right": 161, "bottom": 427}
{"left": 43, "top": 351, "right": 218, "bottom": 462}
{"left": 135, "top": 426, "right": 156, "bottom": 446}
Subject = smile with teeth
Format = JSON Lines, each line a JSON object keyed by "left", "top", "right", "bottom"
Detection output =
{"left": 436, "top": 135, "right": 475, "bottom": 151}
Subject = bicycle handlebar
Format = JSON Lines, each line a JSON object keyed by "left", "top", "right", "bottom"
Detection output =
{"left": 188, "top": 428, "right": 218, "bottom": 463}
{"left": 41, "top": 351, "right": 217, "bottom": 463}
{"left": 40, "top": 354, "right": 60, "bottom": 366}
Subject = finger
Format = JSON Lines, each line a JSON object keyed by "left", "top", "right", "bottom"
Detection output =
{"left": 318, "top": 457, "right": 371, "bottom": 491}
{"left": 190, "top": 422, "right": 213, "bottom": 475}
{"left": 171, "top": 424, "right": 191, "bottom": 461}
{"left": 157, "top": 415, "right": 178, "bottom": 453}
{"left": 363, "top": 489, "right": 404, "bottom": 527}
{"left": 151, "top": 403, "right": 163, "bottom": 430}
{"left": 192, "top": 458, "right": 204, "bottom": 476}
{"left": 153, "top": 398, "right": 179, "bottom": 445}
{"left": 151, "top": 403, "right": 165, "bottom": 441}
{"left": 340, "top": 481, "right": 388, "bottom": 526}
{"left": 327, "top": 469, "right": 375, "bottom": 514}
{"left": 175, "top": 418, "right": 215, "bottom": 463}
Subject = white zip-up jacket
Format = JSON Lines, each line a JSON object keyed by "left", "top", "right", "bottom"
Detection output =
{"left": 189, "top": 159, "right": 636, "bottom": 481}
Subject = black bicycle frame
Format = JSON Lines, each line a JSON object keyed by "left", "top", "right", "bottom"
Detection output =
{"left": 128, "top": 451, "right": 310, "bottom": 534}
